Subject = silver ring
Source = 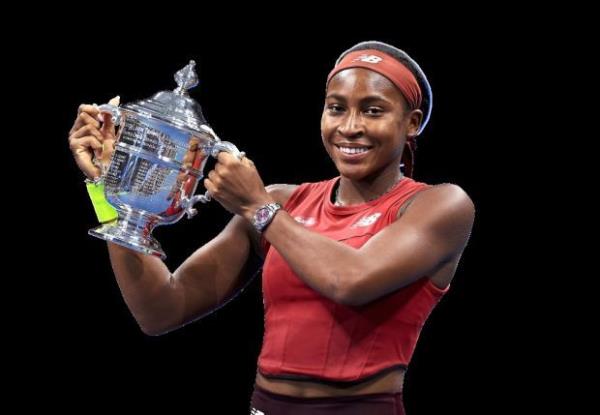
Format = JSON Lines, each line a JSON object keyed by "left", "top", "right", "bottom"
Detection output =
{"left": 237, "top": 151, "right": 246, "bottom": 161}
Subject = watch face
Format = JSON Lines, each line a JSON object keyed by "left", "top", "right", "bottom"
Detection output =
{"left": 257, "top": 208, "right": 270, "bottom": 222}
{"left": 254, "top": 204, "right": 280, "bottom": 231}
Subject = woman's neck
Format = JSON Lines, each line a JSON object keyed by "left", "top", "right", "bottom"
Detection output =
{"left": 335, "top": 167, "right": 405, "bottom": 206}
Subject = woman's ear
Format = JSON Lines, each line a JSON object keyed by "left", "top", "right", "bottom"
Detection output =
{"left": 406, "top": 109, "right": 423, "bottom": 138}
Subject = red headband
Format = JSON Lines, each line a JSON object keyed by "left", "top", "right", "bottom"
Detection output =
{"left": 327, "top": 49, "right": 422, "bottom": 110}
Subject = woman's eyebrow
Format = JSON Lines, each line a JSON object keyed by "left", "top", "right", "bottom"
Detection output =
{"left": 326, "top": 93, "right": 392, "bottom": 104}
{"left": 325, "top": 93, "right": 346, "bottom": 101}
{"left": 361, "top": 95, "right": 392, "bottom": 104}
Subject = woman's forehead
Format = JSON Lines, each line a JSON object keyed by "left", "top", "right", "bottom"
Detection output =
{"left": 327, "top": 68, "right": 403, "bottom": 101}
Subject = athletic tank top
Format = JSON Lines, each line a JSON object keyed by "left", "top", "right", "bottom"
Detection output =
{"left": 258, "top": 176, "right": 450, "bottom": 383}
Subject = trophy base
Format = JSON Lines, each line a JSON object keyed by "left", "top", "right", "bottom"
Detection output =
{"left": 89, "top": 220, "right": 166, "bottom": 260}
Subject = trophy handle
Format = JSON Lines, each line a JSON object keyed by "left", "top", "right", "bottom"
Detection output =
{"left": 97, "top": 103, "right": 122, "bottom": 126}
{"left": 181, "top": 134, "right": 246, "bottom": 219}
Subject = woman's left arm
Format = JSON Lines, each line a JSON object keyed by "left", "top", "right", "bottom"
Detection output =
{"left": 205, "top": 153, "right": 475, "bottom": 307}
{"left": 253, "top": 184, "right": 475, "bottom": 306}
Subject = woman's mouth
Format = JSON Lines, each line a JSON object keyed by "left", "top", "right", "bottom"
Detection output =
{"left": 335, "top": 144, "right": 373, "bottom": 162}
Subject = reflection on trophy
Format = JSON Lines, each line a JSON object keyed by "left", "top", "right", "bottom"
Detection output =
{"left": 89, "top": 61, "right": 244, "bottom": 259}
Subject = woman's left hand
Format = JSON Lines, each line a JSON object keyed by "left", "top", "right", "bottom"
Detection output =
{"left": 204, "top": 152, "right": 273, "bottom": 219}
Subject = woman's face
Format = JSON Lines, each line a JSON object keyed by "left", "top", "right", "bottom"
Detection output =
{"left": 321, "top": 68, "right": 420, "bottom": 181}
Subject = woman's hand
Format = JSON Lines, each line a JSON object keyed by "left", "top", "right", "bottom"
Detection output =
{"left": 68, "top": 96, "right": 120, "bottom": 180}
{"left": 204, "top": 152, "right": 274, "bottom": 219}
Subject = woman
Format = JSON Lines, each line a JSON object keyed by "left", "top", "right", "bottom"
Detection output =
{"left": 68, "top": 41, "right": 475, "bottom": 414}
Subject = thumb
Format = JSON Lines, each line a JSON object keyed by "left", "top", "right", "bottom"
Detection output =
{"left": 99, "top": 95, "right": 120, "bottom": 136}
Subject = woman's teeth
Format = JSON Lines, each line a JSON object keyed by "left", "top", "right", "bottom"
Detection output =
{"left": 337, "top": 146, "right": 370, "bottom": 154}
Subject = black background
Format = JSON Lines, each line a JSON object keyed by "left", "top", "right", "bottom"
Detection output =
{"left": 15, "top": 19, "right": 532, "bottom": 413}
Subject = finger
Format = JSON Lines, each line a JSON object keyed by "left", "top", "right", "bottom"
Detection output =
{"left": 71, "top": 135, "right": 105, "bottom": 172}
{"left": 79, "top": 112, "right": 101, "bottom": 129}
{"left": 99, "top": 136, "right": 118, "bottom": 160}
{"left": 99, "top": 95, "right": 120, "bottom": 133}
{"left": 76, "top": 155, "right": 102, "bottom": 180}
{"left": 71, "top": 104, "right": 100, "bottom": 133}
{"left": 99, "top": 112, "right": 116, "bottom": 136}
{"left": 204, "top": 178, "right": 216, "bottom": 194}
{"left": 71, "top": 124, "right": 104, "bottom": 142}
{"left": 217, "top": 151, "right": 237, "bottom": 164}
{"left": 70, "top": 135, "right": 104, "bottom": 153}
{"left": 214, "top": 162, "right": 226, "bottom": 175}
{"left": 207, "top": 169, "right": 219, "bottom": 183}
{"left": 243, "top": 156, "right": 255, "bottom": 167}
{"left": 78, "top": 104, "right": 100, "bottom": 116}
{"left": 71, "top": 138, "right": 103, "bottom": 179}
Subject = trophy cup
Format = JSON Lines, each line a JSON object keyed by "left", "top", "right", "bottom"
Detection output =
{"left": 89, "top": 60, "right": 244, "bottom": 259}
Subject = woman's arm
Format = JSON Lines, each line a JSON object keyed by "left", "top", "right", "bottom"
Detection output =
{"left": 107, "top": 213, "right": 255, "bottom": 336}
{"left": 251, "top": 183, "right": 475, "bottom": 306}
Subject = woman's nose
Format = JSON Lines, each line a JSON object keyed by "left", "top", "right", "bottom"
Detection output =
{"left": 337, "top": 111, "right": 364, "bottom": 138}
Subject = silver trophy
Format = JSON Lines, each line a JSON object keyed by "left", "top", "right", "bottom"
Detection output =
{"left": 89, "top": 61, "right": 244, "bottom": 259}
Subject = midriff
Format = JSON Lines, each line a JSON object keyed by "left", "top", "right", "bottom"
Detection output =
{"left": 255, "top": 367, "right": 405, "bottom": 398}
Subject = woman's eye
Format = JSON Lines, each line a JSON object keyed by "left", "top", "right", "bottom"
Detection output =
{"left": 365, "top": 107, "right": 383, "bottom": 116}
{"left": 327, "top": 104, "right": 344, "bottom": 113}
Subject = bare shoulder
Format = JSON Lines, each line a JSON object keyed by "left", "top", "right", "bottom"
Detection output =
{"left": 405, "top": 183, "right": 475, "bottom": 257}
{"left": 393, "top": 183, "right": 474, "bottom": 288}
{"left": 415, "top": 183, "right": 475, "bottom": 227}
{"left": 422, "top": 183, "right": 475, "bottom": 217}
{"left": 265, "top": 183, "right": 300, "bottom": 206}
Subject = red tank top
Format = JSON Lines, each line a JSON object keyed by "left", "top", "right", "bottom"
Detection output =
{"left": 258, "top": 176, "right": 450, "bottom": 383}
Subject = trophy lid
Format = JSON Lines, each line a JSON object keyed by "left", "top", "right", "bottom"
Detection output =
{"left": 123, "top": 60, "right": 208, "bottom": 132}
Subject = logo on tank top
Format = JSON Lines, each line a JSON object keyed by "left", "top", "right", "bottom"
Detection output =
{"left": 294, "top": 216, "right": 316, "bottom": 227}
{"left": 353, "top": 54, "right": 383, "bottom": 64}
{"left": 250, "top": 408, "right": 265, "bottom": 415}
{"left": 351, "top": 212, "right": 382, "bottom": 228}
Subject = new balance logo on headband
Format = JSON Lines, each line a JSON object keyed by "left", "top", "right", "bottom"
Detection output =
{"left": 353, "top": 54, "right": 383, "bottom": 64}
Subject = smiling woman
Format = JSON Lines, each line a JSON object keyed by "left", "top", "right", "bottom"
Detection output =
{"left": 321, "top": 42, "right": 431, "bottom": 199}
{"left": 68, "top": 40, "right": 474, "bottom": 415}
{"left": 248, "top": 42, "right": 474, "bottom": 414}
{"left": 323, "top": 69, "right": 415, "bottom": 204}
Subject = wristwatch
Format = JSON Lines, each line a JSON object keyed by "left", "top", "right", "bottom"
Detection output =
{"left": 252, "top": 202, "right": 282, "bottom": 233}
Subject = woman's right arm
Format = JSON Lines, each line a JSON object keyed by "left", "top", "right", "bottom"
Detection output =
{"left": 69, "top": 102, "right": 259, "bottom": 336}
{"left": 107, "top": 183, "right": 297, "bottom": 336}
{"left": 107, "top": 214, "right": 256, "bottom": 336}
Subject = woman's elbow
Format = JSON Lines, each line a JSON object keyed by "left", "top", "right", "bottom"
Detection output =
{"left": 138, "top": 322, "right": 169, "bottom": 337}
{"left": 137, "top": 315, "right": 181, "bottom": 336}
{"left": 331, "top": 270, "right": 367, "bottom": 307}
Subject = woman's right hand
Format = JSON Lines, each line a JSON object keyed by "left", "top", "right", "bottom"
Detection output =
{"left": 68, "top": 96, "right": 120, "bottom": 180}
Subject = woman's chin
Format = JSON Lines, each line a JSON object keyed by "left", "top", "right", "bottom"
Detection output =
{"left": 336, "top": 165, "right": 370, "bottom": 180}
